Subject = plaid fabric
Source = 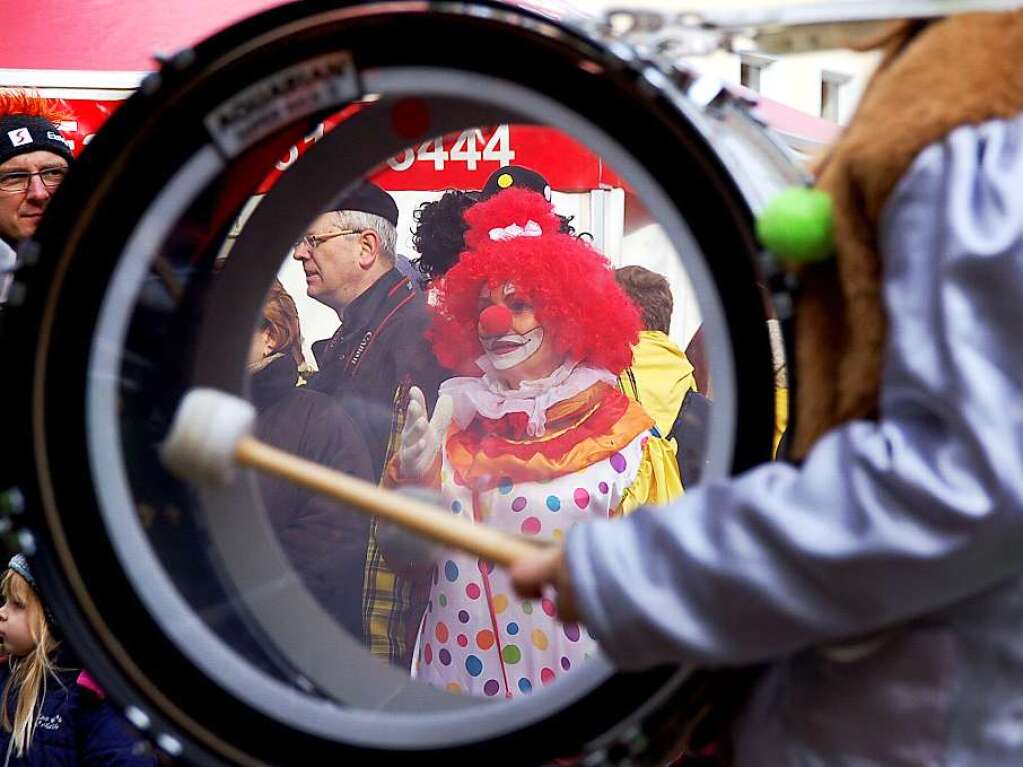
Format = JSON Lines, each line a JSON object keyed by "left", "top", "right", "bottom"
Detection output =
{"left": 361, "top": 378, "right": 430, "bottom": 667}
{"left": 361, "top": 519, "right": 429, "bottom": 667}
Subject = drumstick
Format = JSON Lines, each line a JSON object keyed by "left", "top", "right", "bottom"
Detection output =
{"left": 160, "top": 388, "right": 545, "bottom": 567}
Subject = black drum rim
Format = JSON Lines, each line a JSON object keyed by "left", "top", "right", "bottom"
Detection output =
{"left": 6, "top": 3, "right": 773, "bottom": 764}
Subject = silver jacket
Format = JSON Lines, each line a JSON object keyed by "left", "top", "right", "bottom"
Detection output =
{"left": 567, "top": 114, "right": 1023, "bottom": 766}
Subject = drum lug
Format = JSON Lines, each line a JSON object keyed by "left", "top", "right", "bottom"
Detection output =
{"left": 580, "top": 723, "right": 650, "bottom": 767}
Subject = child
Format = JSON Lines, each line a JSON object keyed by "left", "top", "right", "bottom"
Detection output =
{"left": 0, "top": 555, "right": 155, "bottom": 766}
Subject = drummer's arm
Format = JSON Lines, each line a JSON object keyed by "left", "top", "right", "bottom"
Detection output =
{"left": 515, "top": 117, "right": 1023, "bottom": 669}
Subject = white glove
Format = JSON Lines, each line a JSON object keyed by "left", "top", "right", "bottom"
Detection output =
{"left": 398, "top": 387, "right": 453, "bottom": 480}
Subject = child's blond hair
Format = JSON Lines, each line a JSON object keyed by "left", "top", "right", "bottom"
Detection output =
{"left": 0, "top": 571, "right": 59, "bottom": 758}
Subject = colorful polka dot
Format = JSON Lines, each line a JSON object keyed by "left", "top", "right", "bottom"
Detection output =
{"left": 458, "top": 609, "right": 470, "bottom": 624}
{"left": 561, "top": 656, "right": 572, "bottom": 671}
{"left": 610, "top": 452, "right": 627, "bottom": 473}
{"left": 498, "top": 477, "right": 514, "bottom": 495}
{"left": 511, "top": 497, "right": 528, "bottom": 513}
{"left": 507, "top": 622, "right": 520, "bottom": 635}
{"left": 457, "top": 634, "right": 468, "bottom": 647}
{"left": 541, "top": 668, "right": 556, "bottom": 685}
{"left": 531, "top": 629, "right": 549, "bottom": 651}
{"left": 476, "top": 630, "right": 496, "bottom": 650}
{"left": 438, "top": 594, "right": 447, "bottom": 607}
{"left": 465, "top": 655, "right": 483, "bottom": 677}
{"left": 492, "top": 594, "right": 509, "bottom": 614}
{"left": 518, "top": 678, "right": 533, "bottom": 694}
{"left": 444, "top": 561, "right": 459, "bottom": 582}
{"left": 435, "top": 623, "right": 449, "bottom": 643}
{"left": 446, "top": 682, "right": 462, "bottom": 694}
{"left": 522, "top": 601, "right": 534, "bottom": 615}
{"left": 598, "top": 481, "right": 609, "bottom": 494}
{"left": 545, "top": 495, "right": 561, "bottom": 512}
{"left": 563, "top": 623, "right": 581, "bottom": 642}
{"left": 424, "top": 643, "right": 433, "bottom": 664}
{"left": 502, "top": 645, "right": 522, "bottom": 664}
{"left": 521, "top": 517, "right": 542, "bottom": 536}
{"left": 553, "top": 529, "right": 564, "bottom": 542}
{"left": 541, "top": 598, "right": 557, "bottom": 617}
{"left": 483, "top": 679, "right": 501, "bottom": 696}
{"left": 466, "top": 583, "right": 481, "bottom": 600}
{"left": 439, "top": 648, "right": 452, "bottom": 665}
{"left": 574, "top": 488, "right": 590, "bottom": 509}
{"left": 451, "top": 500, "right": 463, "bottom": 513}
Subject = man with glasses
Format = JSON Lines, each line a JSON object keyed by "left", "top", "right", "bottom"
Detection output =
{"left": 294, "top": 181, "right": 446, "bottom": 670}
{"left": 0, "top": 90, "right": 75, "bottom": 302}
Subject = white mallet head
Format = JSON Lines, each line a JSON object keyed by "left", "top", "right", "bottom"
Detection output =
{"left": 160, "top": 388, "right": 256, "bottom": 486}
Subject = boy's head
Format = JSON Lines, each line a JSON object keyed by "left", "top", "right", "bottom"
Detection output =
{"left": 614, "top": 265, "right": 673, "bottom": 334}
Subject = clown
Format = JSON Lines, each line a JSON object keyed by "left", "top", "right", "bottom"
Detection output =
{"left": 391, "top": 187, "right": 682, "bottom": 697}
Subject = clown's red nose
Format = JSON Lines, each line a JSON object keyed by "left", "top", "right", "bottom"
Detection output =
{"left": 479, "top": 304, "right": 513, "bottom": 336}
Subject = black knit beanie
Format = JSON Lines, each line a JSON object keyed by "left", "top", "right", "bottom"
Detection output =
{"left": 0, "top": 114, "right": 75, "bottom": 168}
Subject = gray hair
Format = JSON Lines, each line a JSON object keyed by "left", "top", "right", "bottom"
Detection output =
{"left": 334, "top": 210, "right": 396, "bottom": 263}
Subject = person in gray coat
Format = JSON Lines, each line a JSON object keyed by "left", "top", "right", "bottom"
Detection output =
{"left": 512, "top": 13, "right": 1023, "bottom": 766}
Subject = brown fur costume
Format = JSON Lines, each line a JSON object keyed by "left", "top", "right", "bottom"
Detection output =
{"left": 792, "top": 11, "right": 1023, "bottom": 458}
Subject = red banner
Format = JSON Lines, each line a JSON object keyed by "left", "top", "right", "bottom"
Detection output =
{"left": 264, "top": 119, "right": 626, "bottom": 193}
{"left": 57, "top": 96, "right": 625, "bottom": 193}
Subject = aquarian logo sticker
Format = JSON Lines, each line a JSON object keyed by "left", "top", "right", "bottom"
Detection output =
{"left": 7, "top": 127, "right": 32, "bottom": 147}
{"left": 205, "top": 52, "right": 358, "bottom": 158}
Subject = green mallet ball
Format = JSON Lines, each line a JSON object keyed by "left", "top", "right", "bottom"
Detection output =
{"left": 756, "top": 186, "right": 834, "bottom": 264}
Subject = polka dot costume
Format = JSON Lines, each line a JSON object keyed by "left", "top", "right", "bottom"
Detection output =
{"left": 414, "top": 431, "right": 646, "bottom": 697}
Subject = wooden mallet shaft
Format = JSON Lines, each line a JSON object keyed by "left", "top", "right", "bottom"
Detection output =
{"left": 235, "top": 435, "right": 544, "bottom": 567}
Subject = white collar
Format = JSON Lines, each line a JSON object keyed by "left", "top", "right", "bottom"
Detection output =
{"left": 439, "top": 360, "right": 616, "bottom": 437}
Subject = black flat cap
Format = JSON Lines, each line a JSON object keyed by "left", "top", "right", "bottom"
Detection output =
{"left": 334, "top": 181, "right": 399, "bottom": 227}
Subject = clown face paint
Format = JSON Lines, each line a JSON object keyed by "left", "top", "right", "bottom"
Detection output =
{"left": 477, "top": 283, "right": 565, "bottom": 385}
{"left": 484, "top": 327, "right": 545, "bottom": 370}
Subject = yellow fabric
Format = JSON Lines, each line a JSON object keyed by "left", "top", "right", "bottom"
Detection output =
{"left": 774, "top": 387, "right": 789, "bottom": 458}
{"left": 619, "top": 331, "right": 698, "bottom": 437}
{"left": 616, "top": 435, "right": 685, "bottom": 517}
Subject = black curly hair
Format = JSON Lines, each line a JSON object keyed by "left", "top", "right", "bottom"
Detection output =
{"left": 411, "top": 189, "right": 580, "bottom": 285}
{"left": 411, "top": 189, "right": 478, "bottom": 284}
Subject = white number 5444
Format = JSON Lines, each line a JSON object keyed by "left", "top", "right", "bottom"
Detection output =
{"left": 387, "top": 125, "right": 515, "bottom": 172}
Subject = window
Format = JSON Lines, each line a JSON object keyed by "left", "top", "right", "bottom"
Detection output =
{"left": 821, "top": 70, "right": 852, "bottom": 122}
{"left": 739, "top": 53, "right": 775, "bottom": 93}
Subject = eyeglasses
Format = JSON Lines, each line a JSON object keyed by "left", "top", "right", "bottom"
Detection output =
{"left": 296, "top": 229, "right": 362, "bottom": 251}
{"left": 0, "top": 167, "right": 69, "bottom": 194}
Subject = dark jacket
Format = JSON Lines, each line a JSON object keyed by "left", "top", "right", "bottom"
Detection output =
{"left": 0, "top": 657, "right": 154, "bottom": 766}
{"left": 308, "top": 269, "right": 447, "bottom": 481}
{"left": 251, "top": 354, "right": 374, "bottom": 638}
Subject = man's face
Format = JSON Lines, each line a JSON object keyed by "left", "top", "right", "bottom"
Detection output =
{"left": 0, "top": 150, "right": 68, "bottom": 242}
{"left": 477, "top": 282, "right": 565, "bottom": 386}
{"left": 292, "top": 213, "right": 369, "bottom": 312}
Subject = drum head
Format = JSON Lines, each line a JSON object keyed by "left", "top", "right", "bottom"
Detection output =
{"left": 3, "top": 2, "right": 792, "bottom": 763}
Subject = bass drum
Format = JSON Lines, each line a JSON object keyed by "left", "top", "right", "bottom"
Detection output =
{"left": 2, "top": 1, "right": 802, "bottom": 764}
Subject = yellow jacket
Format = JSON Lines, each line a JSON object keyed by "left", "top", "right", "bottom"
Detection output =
{"left": 618, "top": 330, "right": 698, "bottom": 437}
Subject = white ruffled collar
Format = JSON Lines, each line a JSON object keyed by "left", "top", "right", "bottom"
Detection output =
{"left": 439, "top": 359, "right": 617, "bottom": 437}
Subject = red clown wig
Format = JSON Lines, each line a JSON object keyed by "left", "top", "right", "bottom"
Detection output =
{"left": 0, "top": 89, "right": 74, "bottom": 124}
{"left": 429, "top": 187, "right": 642, "bottom": 375}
